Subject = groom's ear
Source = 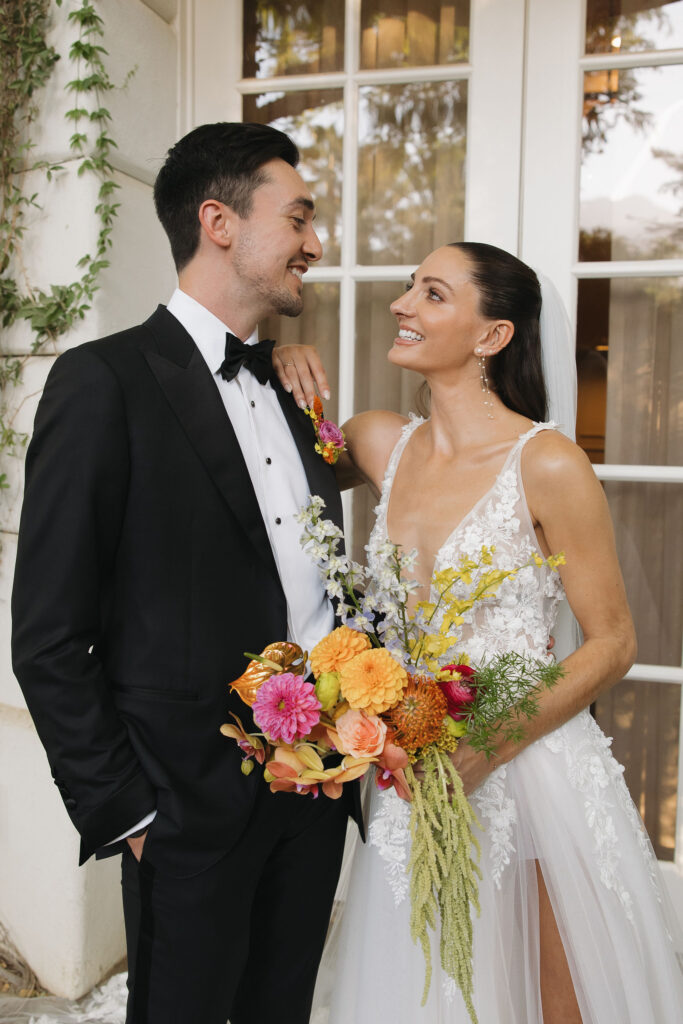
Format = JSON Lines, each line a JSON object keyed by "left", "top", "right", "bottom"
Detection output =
{"left": 478, "top": 320, "right": 514, "bottom": 357}
{"left": 197, "top": 199, "right": 238, "bottom": 251}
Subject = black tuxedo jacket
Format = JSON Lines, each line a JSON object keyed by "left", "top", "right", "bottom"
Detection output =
{"left": 12, "top": 306, "right": 355, "bottom": 876}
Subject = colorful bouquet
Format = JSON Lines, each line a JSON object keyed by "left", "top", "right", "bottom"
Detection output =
{"left": 221, "top": 496, "right": 564, "bottom": 1023}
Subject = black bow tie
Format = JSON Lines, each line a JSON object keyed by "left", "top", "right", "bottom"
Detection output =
{"left": 217, "top": 333, "right": 276, "bottom": 385}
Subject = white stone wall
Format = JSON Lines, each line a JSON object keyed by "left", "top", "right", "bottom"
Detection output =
{"left": 0, "top": 0, "right": 178, "bottom": 999}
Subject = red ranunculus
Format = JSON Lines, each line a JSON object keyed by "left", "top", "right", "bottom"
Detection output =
{"left": 437, "top": 664, "right": 477, "bottom": 721}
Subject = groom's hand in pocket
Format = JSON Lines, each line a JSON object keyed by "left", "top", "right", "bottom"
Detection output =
{"left": 126, "top": 830, "right": 148, "bottom": 863}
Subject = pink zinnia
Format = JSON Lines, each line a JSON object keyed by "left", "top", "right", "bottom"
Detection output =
{"left": 252, "top": 673, "right": 321, "bottom": 744}
{"left": 438, "top": 664, "right": 477, "bottom": 721}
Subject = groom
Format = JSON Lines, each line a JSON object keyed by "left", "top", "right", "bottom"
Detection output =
{"left": 12, "top": 122, "right": 358, "bottom": 1023}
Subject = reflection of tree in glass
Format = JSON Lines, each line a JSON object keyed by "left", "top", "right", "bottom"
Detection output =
{"left": 358, "top": 81, "right": 467, "bottom": 265}
{"left": 361, "top": 0, "right": 470, "bottom": 68}
{"left": 585, "top": 3, "right": 668, "bottom": 55}
{"left": 243, "top": 1, "right": 344, "bottom": 78}
{"left": 244, "top": 91, "right": 344, "bottom": 265}
{"left": 582, "top": 9, "right": 671, "bottom": 153}
{"left": 583, "top": 68, "right": 653, "bottom": 154}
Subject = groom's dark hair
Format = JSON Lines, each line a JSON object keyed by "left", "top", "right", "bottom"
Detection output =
{"left": 154, "top": 122, "right": 300, "bottom": 271}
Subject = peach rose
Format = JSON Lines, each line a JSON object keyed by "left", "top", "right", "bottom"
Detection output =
{"left": 335, "top": 708, "right": 387, "bottom": 758}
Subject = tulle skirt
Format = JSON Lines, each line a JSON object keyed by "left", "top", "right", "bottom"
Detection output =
{"left": 313, "top": 710, "right": 683, "bottom": 1024}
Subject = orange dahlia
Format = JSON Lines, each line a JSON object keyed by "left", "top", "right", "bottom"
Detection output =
{"left": 384, "top": 673, "right": 448, "bottom": 754}
{"left": 311, "top": 626, "right": 371, "bottom": 677}
{"left": 339, "top": 648, "right": 408, "bottom": 716}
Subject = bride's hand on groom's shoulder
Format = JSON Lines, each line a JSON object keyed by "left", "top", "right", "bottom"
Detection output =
{"left": 272, "top": 344, "right": 330, "bottom": 409}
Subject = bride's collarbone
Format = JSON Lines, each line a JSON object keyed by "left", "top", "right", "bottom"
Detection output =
{"left": 391, "top": 449, "right": 509, "bottom": 519}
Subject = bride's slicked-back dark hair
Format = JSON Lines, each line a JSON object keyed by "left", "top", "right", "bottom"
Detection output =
{"left": 449, "top": 242, "right": 547, "bottom": 422}
{"left": 153, "top": 122, "right": 300, "bottom": 272}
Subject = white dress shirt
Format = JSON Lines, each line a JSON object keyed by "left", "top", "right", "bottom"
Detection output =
{"left": 109, "top": 289, "right": 335, "bottom": 846}
{"left": 167, "top": 287, "right": 334, "bottom": 653}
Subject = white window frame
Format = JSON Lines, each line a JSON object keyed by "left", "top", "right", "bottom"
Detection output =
{"left": 187, "top": 0, "right": 683, "bottom": 911}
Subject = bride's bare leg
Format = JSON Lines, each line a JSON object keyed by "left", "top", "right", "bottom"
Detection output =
{"left": 535, "top": 861, "right": 583, "bottom": 1023}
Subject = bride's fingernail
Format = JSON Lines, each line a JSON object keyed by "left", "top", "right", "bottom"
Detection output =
{"left": 284, "top": 384, "right": 292, "bottom": 393}
{"left": 298, "top": 399, "right": 307, "bottom": 409}
{"left": 323, "top": 389, "right": 331, "bottom": 400}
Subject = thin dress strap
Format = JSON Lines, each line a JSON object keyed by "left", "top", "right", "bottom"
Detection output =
{"left": 374, "top": 414, "right": 424, "bottom": 527}
{"left": 515, "top": 419, "right": 558, "bottom": 450}
{"left": 510, "top": 420, "right": 559, "bottom": 544}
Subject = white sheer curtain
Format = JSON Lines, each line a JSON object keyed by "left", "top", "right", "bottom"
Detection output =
{"left": 594, "top": 276, "right": 683, "bottom": 860}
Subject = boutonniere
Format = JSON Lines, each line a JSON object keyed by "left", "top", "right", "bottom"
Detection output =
{"left": 305, "top": 396, "right": 346, "bottom": 465}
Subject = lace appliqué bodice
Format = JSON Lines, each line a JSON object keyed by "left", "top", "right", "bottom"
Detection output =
{"left": 367, "top": 414, "right": 565, "bottom": 666}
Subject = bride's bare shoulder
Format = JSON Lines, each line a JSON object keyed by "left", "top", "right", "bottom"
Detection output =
{"left": 342, "top": 410, "right": 410, "bottom": 488}
{"left": 524, "top": 428, "right": 590, "bottom": 472}
{"left": 522, "top": 428, "right": 601, "bottom": 509}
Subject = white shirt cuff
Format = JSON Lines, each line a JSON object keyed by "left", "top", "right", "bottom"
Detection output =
{"left": 105, "top": 809, "right": 156, "bottom": 846}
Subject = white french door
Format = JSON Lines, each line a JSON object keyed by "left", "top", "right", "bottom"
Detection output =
{"left": 187, "top": 0, "right": 683, "bottom": 928}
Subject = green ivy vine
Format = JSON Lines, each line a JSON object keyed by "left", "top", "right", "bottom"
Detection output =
{"left": 0, "top": 0, "right": 127, "bottom": 490}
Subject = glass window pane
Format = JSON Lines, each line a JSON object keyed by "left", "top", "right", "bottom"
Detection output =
{"left": 585, "top": 0, "right": 683, "bottom": 55}
{"left": 595, "top": 680, "right": 679, "bottom": 861}
{"left": 580, "top": 64, "right": 683, "bottom": 261}
{"left": 576, "top": 271, "right": 683, "bottom": 643}
{"left": 351, "top": 281, "right": 424, "bottom": 562}
{"left": 357, "top": 81, "right": 467, "bottom": 266}
{"left": 243, "top": 1, "right": 345, "bottom": 78}
{"left": 360, "top": 0, "right": 470, "bottom": 69}
{"left": 577, "top": 276, "right": 683, "bottom": 860}
{"left": 244, "top": 91, "right": 344, "bottom": 266}
{"left": 259, "top": 282, "right": 340, "bottom": 423}
{"left": 603, "top": 479, "right": 683, "bottom": 667}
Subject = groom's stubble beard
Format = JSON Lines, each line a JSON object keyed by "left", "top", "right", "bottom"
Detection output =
{"left": 232, "top": 229, "right": 304, "bottom": 320}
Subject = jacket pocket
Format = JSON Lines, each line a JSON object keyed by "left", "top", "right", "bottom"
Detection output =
{"left": 111, "top": 681, "right": 199, "bottom": 702}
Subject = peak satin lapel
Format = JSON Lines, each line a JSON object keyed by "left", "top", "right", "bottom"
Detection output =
{"left": 273, "top": 384, "right": 345, "bottom": 546}
{"left": 142, "top": 313, "right": 279, "bottom": 583}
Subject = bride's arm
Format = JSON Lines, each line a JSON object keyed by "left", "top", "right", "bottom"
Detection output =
{"left": 336, "top": 411, "right": 408, "bottom": 493}
{"left": 452, "top": 431, "right": 637, "bottom": 795}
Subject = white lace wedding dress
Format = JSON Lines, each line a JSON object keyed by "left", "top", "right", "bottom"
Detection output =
{"left": 318, "top": 417, "right": 683, "bottom": 1024}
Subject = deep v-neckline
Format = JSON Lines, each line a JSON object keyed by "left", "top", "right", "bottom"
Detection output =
{"left": 383, "top": 419, "right": 534, "bottom": 572}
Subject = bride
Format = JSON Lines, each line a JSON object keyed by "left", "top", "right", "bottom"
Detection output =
{"left": 280, "top": 242, "right": 683, "bottom": 1023}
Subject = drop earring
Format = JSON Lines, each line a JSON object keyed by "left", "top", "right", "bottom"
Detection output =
{"left": 475, "top": 347, "right": 494, "bottom": 419}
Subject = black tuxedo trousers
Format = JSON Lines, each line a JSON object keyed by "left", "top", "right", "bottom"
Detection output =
{"left": 12, "top": 306, "right": 361, "bottom": 1020}
{"left": 123, "top": 783, "right": 349, "bottom": 1024}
